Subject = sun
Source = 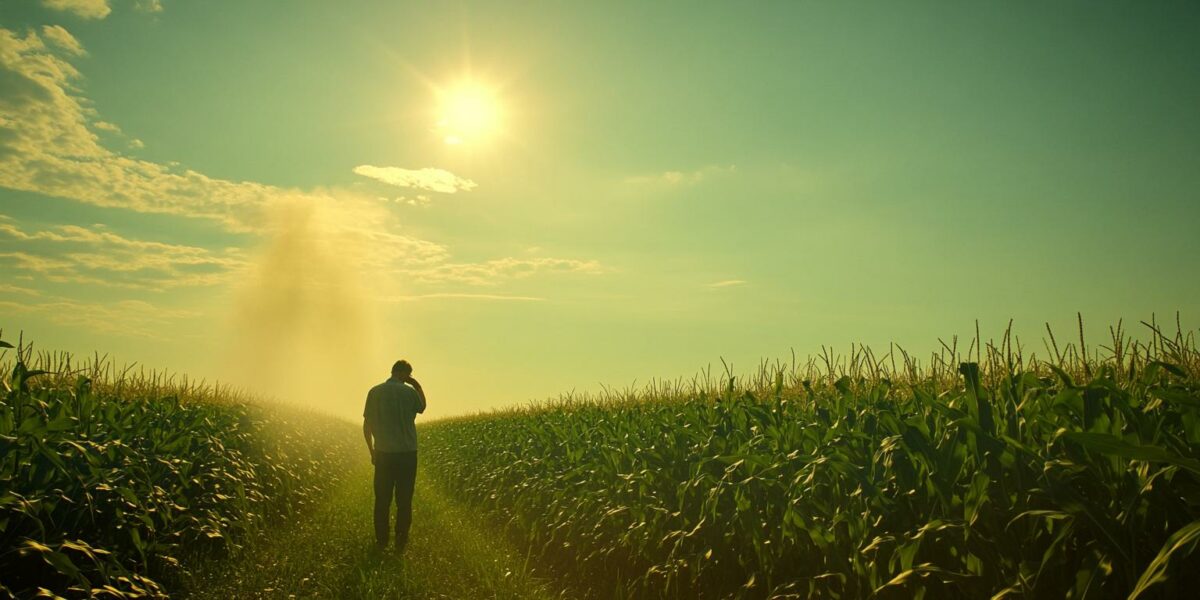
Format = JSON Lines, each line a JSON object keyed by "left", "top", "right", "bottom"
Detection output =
{"left": 435, "top": 81, "right": 502, "bottom": 145}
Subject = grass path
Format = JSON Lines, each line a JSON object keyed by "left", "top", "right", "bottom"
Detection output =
{"left": 183, "top": 453, "right": 561, "bottom": 599}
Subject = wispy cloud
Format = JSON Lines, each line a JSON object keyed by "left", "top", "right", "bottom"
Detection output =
{"left": 706, "top": 279, "right": 747, "bottom": 288}
{"left": 0, "top": 283, "right": 43, "bottom": 297}
{"left": 0, "top": 216, "right": 247, "bottom": 289}
{"left": 0, "top": 28, "right": 393, "bottom": 235}
{"left": 0, "top": 297, "right": 198, "bottom": 339}
{"left": 403, "top": 257, "right": 606, "bottom": 286}
{"left": 40, "top": 25, "right": 86, "bottom": 56}
{"left": 384, "top": 293, "right": 545, "bottom": 302}
{"left": 353, "top": 165, "right": 477, "bottom": 194}
{"left": 625, "top": 164, "right": 737, "bottom": 187}
{"left": 41, "top": 0, "right": 111, "bottom": 20}
{"left": 0, "top": 27, "right": 292, "bottom": 231}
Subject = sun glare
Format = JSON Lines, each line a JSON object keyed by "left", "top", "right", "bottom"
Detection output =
{"left": 436, "top": 82, "right": 501, "bottom": 145}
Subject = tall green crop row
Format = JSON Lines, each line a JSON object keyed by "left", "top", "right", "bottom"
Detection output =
{"left": 0, "top": 337, "right": 355, "bottom": 599}
{"left": 421, "top": 322, "right": 1200, "bottom": 598}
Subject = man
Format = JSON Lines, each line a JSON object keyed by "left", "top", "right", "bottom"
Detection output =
{"left": 363, "top": 359, "right": 427, "bottom": 551}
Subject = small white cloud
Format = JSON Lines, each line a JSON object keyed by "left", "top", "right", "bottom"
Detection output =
{"left": 389, "top": 194, "right": 431, "bottom": 207}
{"left": 626, "top": 164, "right": 737, "bottom": 187}
{"left": 41, "top": 0, "right": 111, "bottom": 20}
{"left": 706, "top": 279, "right": 747, "bottom": 289}
{"left": 129, "top": 138, "right": 145, "bottom": 149}
{"left": 377, "top": 195, "right": 433, "bottom": 207}
{"left": 134, "top": 0, "right": 164, "bottom": 13}
{"left": 353, "top": 165, "right": 477, "bottom": 194}
{"left": 93, "top": 121, "right": 121, "bottom": 133}
{"left": 40, "top": 25, "right": 86, "bottom": 56}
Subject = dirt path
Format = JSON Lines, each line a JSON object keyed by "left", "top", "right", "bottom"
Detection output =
{"left": 184, "top": 454, "right": 560, "bottom": 599}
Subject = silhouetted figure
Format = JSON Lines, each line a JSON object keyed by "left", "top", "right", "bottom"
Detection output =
{"left": 363, "top": 360, "right": 427, "bottom": 551}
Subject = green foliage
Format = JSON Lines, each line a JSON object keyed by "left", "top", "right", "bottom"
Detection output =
{"left": 421, "top": 320, "right": 1200, "bottom": 598}
{"left": 0, "top": 336, "right": 354, "bottom": 599}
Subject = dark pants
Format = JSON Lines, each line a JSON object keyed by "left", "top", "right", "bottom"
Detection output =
{"left": 373, "top": 451, "right": 417, "bottom": 547}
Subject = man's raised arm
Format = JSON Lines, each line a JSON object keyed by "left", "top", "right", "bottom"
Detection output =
{"left": 409, "top": 378, "right": 427, "bottom": 414}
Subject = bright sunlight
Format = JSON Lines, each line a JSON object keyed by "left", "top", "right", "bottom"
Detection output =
{"left": 435, "top": 81, "right": 501, "bottom": 145}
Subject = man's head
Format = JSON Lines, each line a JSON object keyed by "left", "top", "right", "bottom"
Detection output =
{"left": 392, "top": 360, "right": 413, "bottom": 380}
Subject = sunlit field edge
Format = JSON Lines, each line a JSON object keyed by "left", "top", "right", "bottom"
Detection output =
{"left": 419, "top": 317, "right": 1200, "bottom": 599}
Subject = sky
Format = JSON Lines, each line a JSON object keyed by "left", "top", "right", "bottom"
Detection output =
{"left": 1, "top": 1, "right": 1198, "bottom": 420}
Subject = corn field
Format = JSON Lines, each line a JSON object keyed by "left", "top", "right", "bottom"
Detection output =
{"left": 0, "top": 334, "right": 355, "bottom": 599}
{"left": 421, "top": 319, "right": 1200, "bottom": 598}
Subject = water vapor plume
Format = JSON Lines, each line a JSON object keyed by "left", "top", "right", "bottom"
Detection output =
{"left": 226, "top": 195, "right": 385, "bottom": 420}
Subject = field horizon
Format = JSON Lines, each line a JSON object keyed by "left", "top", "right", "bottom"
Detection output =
{"left": 13, "top": 313, "right": 1186, "bottom": 423}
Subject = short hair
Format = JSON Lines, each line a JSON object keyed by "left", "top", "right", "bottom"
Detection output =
{"left": 392, "top": 360, "right": 412, "bottom": 375}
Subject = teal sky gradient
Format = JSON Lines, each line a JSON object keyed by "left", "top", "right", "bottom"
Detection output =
{"left": 1, "top": 1, "right": 1198, "bottom": 418}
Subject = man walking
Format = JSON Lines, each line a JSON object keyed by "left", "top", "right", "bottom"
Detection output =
{"left": 363, "top": 360, "right": 427, "bottom": 551}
